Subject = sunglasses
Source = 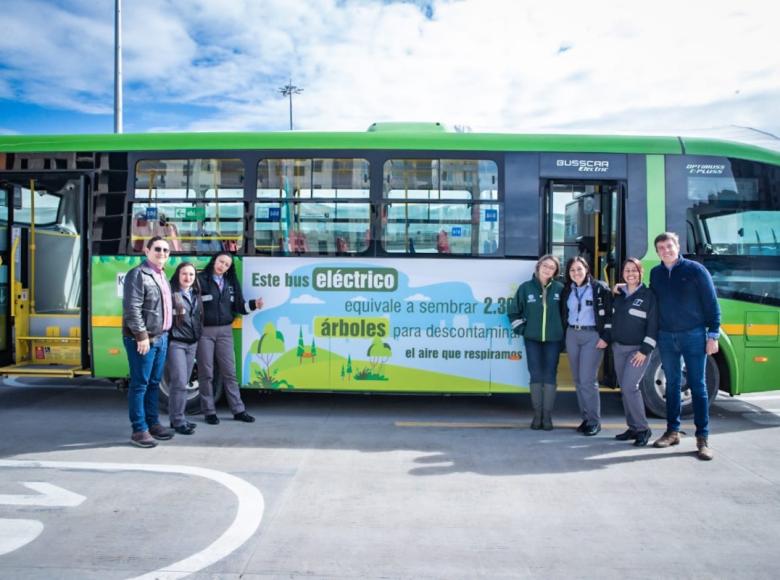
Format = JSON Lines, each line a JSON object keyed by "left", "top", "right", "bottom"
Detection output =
{"left": 151, "top": 246, "right": 170, "bottom": 253}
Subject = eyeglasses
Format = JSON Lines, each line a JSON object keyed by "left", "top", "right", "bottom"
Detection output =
{"left": 151, "top": 246, "right": 170, "bottom": 253}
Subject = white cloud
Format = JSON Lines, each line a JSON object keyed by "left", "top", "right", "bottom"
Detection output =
{"left": 405, "top": 293, "right": 431, "bottom": 302}
{"left": 1, "top": 0, "right": 779, "bottom": 136}
{"left": 290, "top": 293, "right": 325, "bottom": 304}
{"left": 350, "top": 295, "right": 369, "bottom": 302}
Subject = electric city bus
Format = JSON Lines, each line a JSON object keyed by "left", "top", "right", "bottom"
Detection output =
{"left": 0, "top": 123, "right": 777, "bottom": 417}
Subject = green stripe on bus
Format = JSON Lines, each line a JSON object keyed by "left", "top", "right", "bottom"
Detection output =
{"left": 646, "top": 155, "right": 666, "bottom": 255}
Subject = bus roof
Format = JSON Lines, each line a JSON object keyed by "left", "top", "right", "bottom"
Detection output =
{"left": 0, "top": 130, "right": 778, "bottom": 165}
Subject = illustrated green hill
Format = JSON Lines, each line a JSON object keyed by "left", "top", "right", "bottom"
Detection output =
{"left": 247, "top": 346, "right": 519, "bottom": 392}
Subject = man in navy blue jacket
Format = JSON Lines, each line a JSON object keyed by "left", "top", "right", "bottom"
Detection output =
{"left": 649, "top": 232, "right": 720, "bottom": 460}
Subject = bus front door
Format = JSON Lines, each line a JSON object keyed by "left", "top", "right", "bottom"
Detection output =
{"left": 546, "top": 180, "right": 625, "bottom": 388}
{"left": 546, "top": 180, "right": 624, "bottom": 287}
{"left": 0, "top": 173, "right": 89, "bottom": 378}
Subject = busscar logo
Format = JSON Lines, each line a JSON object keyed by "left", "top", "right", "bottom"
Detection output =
{"left": 557, "top": 159, "right": 609, "bottom": 173}
{"left": 686, "top": 163, "right": 726, "bottom": 176}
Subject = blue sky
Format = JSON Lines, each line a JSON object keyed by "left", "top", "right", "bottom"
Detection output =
{"left": 1, "top": 0, "right": 778, "bottom": 141}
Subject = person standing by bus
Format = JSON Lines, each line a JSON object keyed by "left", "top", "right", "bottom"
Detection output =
{"left": 610, "top": 258, "right": 657, "bottom": 447}
{"left": 561, "top": 256, "right": 612, "bottom": 437}
{"left": 197, "top": 252, "right": 264, "bottom": 425}
{"left": 122, "top": 236, "right": 175, "bottom": 448}
{"left": 650, "top": 232, "right": 720, "bottom": 460}
{"left": 508, "top": 255, "right": 564, "bottom": 430}
{"left": 166, "top": 262, "right": 203, "bottom": 435}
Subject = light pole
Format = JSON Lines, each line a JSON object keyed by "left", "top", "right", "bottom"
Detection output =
{"left": 278, "top": 79, "right": 303, "bottom": 130}
{"left": 114, "top": 0, "right": 123, "bottom": 133}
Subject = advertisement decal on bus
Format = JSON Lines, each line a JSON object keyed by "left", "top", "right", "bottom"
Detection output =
{"left": 240, "top": 258, "right": 533, "bottom": 393}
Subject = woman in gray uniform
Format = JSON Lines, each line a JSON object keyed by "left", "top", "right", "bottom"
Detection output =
{"left": 561, "top": 256, "right": 612, "bottom": 436}
{"left": 610, "top": 258, "right": 658, "bottom": 447}
{"left": 166, "top": 262, "right": 202, "bottom": 435}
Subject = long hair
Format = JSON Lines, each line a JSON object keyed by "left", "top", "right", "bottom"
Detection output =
{"left": 202, "top": 251, "right": 239, "bottom": 287}
{"left": 620, "top": 257, "right": 644, "bottom": 283}
{"left": 170, "top": 262, "right": 201, "bottom": 328}
{"left": 564, "top": 256, "right": 591, "bottom": 287}
{"left": 170, "top": 261, "right": 201, "bottom": 294}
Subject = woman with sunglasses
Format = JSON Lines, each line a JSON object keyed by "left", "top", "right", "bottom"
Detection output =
{"left": 197, "top": 252, "right": 264, "bottom": 425}
{"left": 165, "top": 262, "right": 203, "bottom": 435}
{"left": 121, "top": 236, "right": 175, "bottom": 448}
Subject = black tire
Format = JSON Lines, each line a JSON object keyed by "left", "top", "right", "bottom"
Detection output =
{"left": 159, "top": 365, "right": 223, "bottom": 415}
{"left": 640, "top": 350, "right": 720, "bottom": 419}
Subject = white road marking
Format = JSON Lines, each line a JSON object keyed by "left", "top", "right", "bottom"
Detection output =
{"left": 0, "top": 519, "right": 44, "bottom": 556}
{"left": 736, "top": 394, "right": 780, "bottom": 402}
{"left": 0, "top": 482, "right": 86, "bottom": 507}
{"left": 0, "top": 460, "right": 264, "bottom": 580}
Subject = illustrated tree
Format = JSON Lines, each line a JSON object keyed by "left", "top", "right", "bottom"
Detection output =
{"left": 340, "top": 364, "right": 345, "bottom": 381}
{"left": 346, "top": 355, "right": 352, "bottom": 381}
{"left": 297, "top": 327, "right": 305, "bottom": 364}
{"left": 367, "top": 336, "right": 392, "bottom": 375}
{"left": 252, "top": 322, "right": 286, "bottom": 371}
{"left": 310, "top": 338, "right": 317, "bottom": 363}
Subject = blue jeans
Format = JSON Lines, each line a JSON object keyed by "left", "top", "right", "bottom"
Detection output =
{"left": 124, "top": 334, "right": 168, "bottom": 433}
{"left": 524, "top": 339, "right": 562, "bottom": 384}
{"left": 658, "top": 327, "right": 709, "bottom": 438}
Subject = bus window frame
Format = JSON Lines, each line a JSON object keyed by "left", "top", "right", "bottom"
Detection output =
{"left": 376, "top": 153, "right": 505, "bottom": 259}
{"left": 255, "top": 156, "right": 372, "bottom": 257}
{"left": 126, "top": 150, "right": 510, "bottom": 258}
{"left": 126, "top": 151, "right": 256, "bottom": 255}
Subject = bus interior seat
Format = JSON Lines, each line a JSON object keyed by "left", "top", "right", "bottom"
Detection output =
{"left": 132, "top": 213, "right": 183, "bottom": 252}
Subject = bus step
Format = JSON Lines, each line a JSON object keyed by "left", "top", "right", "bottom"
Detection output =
{"left": 0, "top": 363, "right": 87, "bottom": 378}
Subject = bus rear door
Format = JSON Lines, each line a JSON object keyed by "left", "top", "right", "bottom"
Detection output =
{"left": 0, "top": 173, "right": 90, "bottom": 378}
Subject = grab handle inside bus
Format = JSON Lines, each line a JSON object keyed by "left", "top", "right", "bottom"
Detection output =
{"left": 9, "top": 234, "right": 19, "bottom": 315}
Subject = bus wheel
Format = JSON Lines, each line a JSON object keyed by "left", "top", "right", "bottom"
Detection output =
{"left": 159, "top": 367, "right": 224, "bottom": 415}
{"left": 640, "top": 351, "right": 720, "bottom": 419}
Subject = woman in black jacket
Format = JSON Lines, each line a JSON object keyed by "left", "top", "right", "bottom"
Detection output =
{"left": 610, "top": 258, "right": 658, "bottom": 447}
{"left": 197, "top": 252, "right": 263, "bottom": 425}
{"left": 166, "top": 262, "right": 202, "bottom": 435}
{"left": 560, "top": 256, "right": 612, "bottom": 436}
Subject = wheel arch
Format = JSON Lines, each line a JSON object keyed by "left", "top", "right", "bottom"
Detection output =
{"left": 715, "top": 331, "right": 738, "bottom": 395}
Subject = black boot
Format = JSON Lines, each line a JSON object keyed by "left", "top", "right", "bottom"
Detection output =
{"left": 542, "top": 383, "right": 557, "bottom": 431}
{"left": 529, "top": 383, "right": 543, "bottom": 430}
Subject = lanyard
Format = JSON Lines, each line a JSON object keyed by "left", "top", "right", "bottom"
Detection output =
{"left": 573, "top": 284, "right": 588, "bottom": 322}
{"left": 574, "top": 285, "right": 587, "bottom": 312}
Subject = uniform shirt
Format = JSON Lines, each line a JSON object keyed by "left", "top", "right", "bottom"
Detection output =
{"left": 566, "top": 283, "right": 596, "bottom": 326}
{"left": 610, "top": 283, "right": 658, "bottom": 354}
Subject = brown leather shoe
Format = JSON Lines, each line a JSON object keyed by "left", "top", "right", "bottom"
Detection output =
{"left": 149, "top": 424, "right": 174, "bottom": 440}
{"left": 696, "top": 437, "right": 714, "bottom": 461}
{"left": 130, "top": 430, "right": 157, "bottom": 448}
{"left": 652, "top": 430, "right": 681, "bottom": 448}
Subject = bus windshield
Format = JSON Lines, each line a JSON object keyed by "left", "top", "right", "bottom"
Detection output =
{"left": 685, "top": 159, "right": 780, "bottom": 305}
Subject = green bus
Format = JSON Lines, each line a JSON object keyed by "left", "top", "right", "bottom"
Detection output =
{"left": 0, "top": 123, "right": 777, "bottom": 417}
